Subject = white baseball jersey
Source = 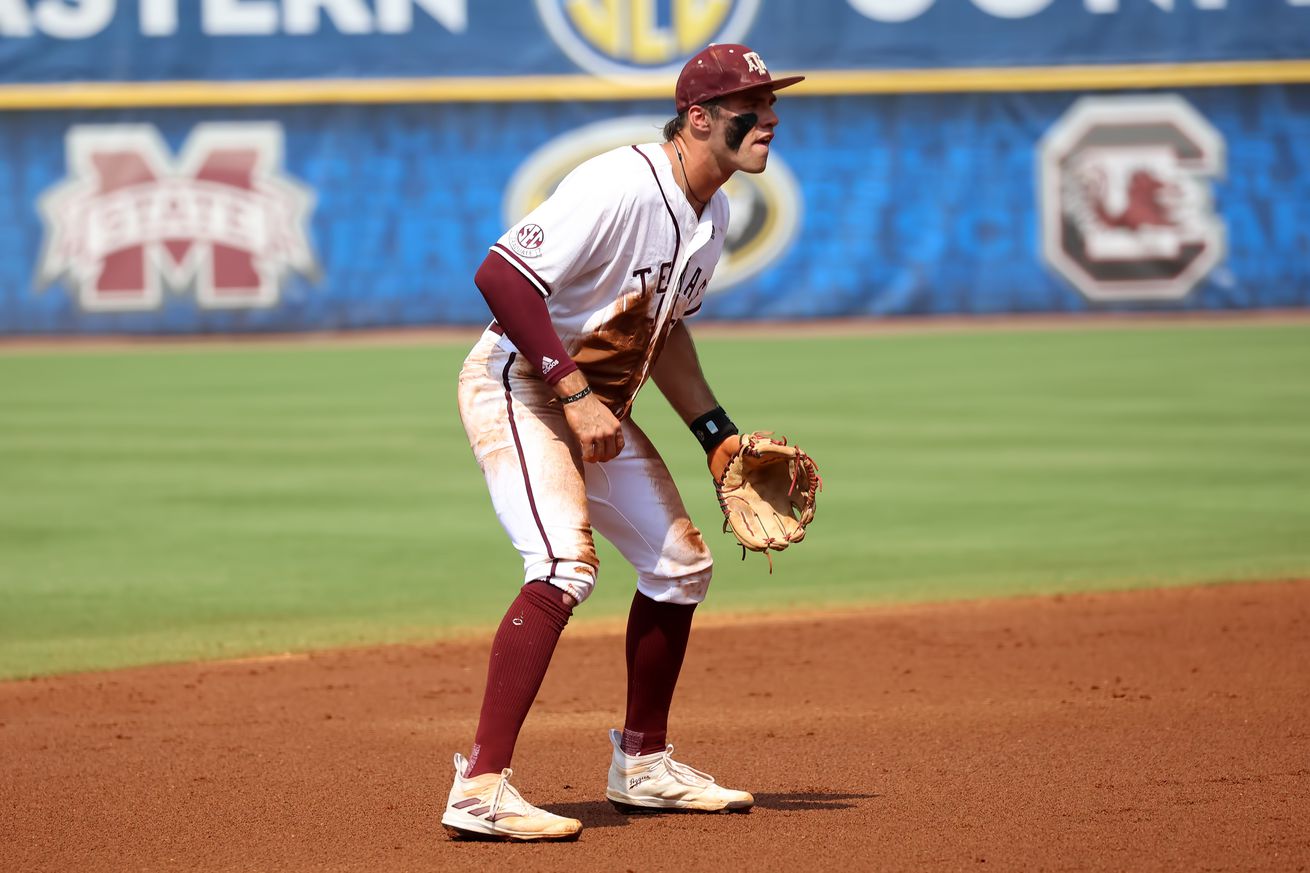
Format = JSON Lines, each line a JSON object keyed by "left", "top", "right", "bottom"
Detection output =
{"left": 489, "top": 143, "right": 730, "bottom": 420}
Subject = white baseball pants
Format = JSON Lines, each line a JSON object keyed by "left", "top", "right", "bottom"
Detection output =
{"left": 457, "top": 329, "right": 713, "bottom": 606}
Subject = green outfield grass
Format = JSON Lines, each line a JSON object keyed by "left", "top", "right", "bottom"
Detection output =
{"left": 2, "top": 321, "right": 1308, "bottom": 678}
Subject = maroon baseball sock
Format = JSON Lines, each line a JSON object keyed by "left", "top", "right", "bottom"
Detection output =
{"left": 621, "top": 591, "right": 697, "bottom": 756}
{"left": 465, "top": 580, "right": 573, "bottom": 778}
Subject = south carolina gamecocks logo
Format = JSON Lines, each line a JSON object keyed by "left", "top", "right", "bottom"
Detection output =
{"left": 37, "top": 123, "right": 318, "bottom": 312}
{"left": 1038, "top": 96, "right": 1226, "bottom": 302}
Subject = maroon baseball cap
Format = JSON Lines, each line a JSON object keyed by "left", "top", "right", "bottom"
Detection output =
{"left": 674, "top": 43, "right": 804, "bottom": 113}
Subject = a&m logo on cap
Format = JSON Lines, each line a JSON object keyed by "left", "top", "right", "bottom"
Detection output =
{"left": 535, "top": 0, "right": 762, "bottom": 76}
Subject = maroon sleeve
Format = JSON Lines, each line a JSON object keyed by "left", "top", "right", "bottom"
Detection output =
{"left": 474, "top": 252, "right": 579, "bottom": 386}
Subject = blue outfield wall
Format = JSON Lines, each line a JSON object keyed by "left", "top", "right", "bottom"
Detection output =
{"left": 4, "top": 85, "right": 1308, "bottom": 334}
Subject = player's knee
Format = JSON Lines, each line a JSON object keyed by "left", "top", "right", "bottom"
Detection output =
{"left": 637, "top": 562, "right": 713, "bottom": 605}
{"left": 526, "top": 559, "right": 598, "bottom": 605}
{"left": 641, "top": 521, "right": 715, "bottom": 604}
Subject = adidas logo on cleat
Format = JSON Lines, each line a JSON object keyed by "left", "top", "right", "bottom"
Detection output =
{"left": 441, "top": 753, "right": 582, "bottom": 841}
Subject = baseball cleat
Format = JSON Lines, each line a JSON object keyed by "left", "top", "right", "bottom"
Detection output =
{"left": 604, "top": 728, "right": 754, "bottom": 814}
{"left": 440, "top": 753, "right": 582, "bottom": 842}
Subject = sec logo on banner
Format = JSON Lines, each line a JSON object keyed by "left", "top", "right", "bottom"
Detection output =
{"left": 535, "top": 0, "right": 761, "bottom": 76}
{"left": 503, "top": 115, "right": 802, "bottom": 295}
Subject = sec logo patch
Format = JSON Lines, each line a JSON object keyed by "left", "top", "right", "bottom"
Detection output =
{"left": 510, "top": 223, "right": 546, "bottom": 258}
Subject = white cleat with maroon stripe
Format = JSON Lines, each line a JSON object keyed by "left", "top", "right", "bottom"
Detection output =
{"left": 441, "top": 754, "right": 582, "bottom": 842}
{"left": 604, "top": 729, "right": 754, "bottom": 813}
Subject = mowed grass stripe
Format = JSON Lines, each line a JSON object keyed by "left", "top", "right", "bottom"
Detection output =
{"left": 1, "top": 323, "right": 1307, "bottom": 678}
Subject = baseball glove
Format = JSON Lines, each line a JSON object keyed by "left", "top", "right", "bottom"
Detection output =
{"left": 714, "top": 431, "right": 821, "bottom": 568}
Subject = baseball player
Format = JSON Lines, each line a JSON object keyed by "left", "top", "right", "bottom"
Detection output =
{"left": 441, "top": 44, "right": 804, "bottom": 842}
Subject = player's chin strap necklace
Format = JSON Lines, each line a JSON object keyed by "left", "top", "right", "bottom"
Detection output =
{"left": 672, "top": 139, "right": 710, "bottom": 210}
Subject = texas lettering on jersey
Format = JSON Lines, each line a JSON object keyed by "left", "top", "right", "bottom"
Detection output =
{"left": 631, "top": 261, "right": 674, "bottom": 298}
{"left": 632, "top": 261, "right": 709, "bottom": 312}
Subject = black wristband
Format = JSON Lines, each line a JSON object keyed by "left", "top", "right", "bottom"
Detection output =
{"left": 689, "top": 405, "right": 738, "bottom": 453}
{"left": 560, "top": 386, "right": 592, "bottom": 405}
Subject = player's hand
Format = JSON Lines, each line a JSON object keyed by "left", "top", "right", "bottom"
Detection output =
{"left": 708, "top": 433, "right": 742, "bottom": 482}
{"left": 563, "top": 393, "right": 625, "bottom": 463}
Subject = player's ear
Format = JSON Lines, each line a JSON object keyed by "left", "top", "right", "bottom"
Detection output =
{"left": 687, "top": 103, "right": 715, "bottom": 136}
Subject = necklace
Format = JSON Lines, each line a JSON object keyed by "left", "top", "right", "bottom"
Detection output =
{"left": 672, "top": 141, "right": 710, "bottom": 209}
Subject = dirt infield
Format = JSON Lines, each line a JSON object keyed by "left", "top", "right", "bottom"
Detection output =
{"left": 3, "top": 580, "right": 1307, "bottom": 872}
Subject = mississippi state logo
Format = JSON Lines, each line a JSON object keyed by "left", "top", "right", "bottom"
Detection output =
{"left": 1038, "top": 96, "right": 1226, "bottom": 302}
{"left": 37, "top": 123, "right": 317, "bottom": 312}
{"left": 534, "top": 0, "right": 761, "bottom": 76}
{"left": 503, "top": 116, "right": 801, "bottom": 294}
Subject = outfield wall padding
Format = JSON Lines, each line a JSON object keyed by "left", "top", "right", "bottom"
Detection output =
{"left": 4, "top": 85, "right": 1309, "bottom": 334}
